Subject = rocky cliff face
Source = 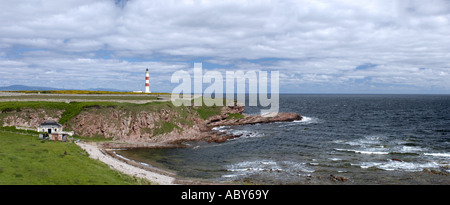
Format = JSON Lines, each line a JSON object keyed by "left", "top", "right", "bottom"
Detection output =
{"left": 1, "top": 108, "right": 62, "bottom": 128}
{"left": 65, "top": 105, "right": 209, "bottom": 144}
{"left": 1, "top": 103, "right": 301, "bottom": 144}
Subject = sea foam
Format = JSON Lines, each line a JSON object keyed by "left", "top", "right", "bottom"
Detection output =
{"left": 354, "top": 160, "right": 441, "bottom": 172}
{"left": 424, "top": 153, "right": 450, "bottom": 157}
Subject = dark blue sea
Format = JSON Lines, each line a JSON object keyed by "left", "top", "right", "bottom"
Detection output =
{"left": 117, "top": 94, "right": 450, "bottom": 184}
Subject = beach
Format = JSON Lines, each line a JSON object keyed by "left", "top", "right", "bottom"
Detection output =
{"left": 76, "top": 141, "right": 176, "bottom": 185}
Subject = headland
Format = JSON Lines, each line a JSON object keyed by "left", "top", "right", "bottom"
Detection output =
{"left": 0, "top": 92, "right": 301, "bottom": 184}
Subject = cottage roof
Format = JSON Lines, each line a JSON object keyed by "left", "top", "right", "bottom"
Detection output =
{"left": 39, "top": 120, "right": 62, "bottom": 127}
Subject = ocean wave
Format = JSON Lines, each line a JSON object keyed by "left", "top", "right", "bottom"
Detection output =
{"left": 281, "top": 161, "right": 315, "bottom": 173}
{"left": 223, "top": 160, "right": 314, "bottom": 179}
{"left": 232, "top": 130, "right": 264, "bottom": 139}
{"left": 335, "top": 148, "right": 389, "bottom": 155}
{"left": 398, "top": 146, "right": 424, "bottom": 153}
{"left": 333, "top": 135, "right": 426, "bottom": 157}
{"left": 334, "top": 147, "right": 427, "bottom": 156}
{"left": 353, "top": 160, "right": 441, "bottom": 172}
{"left": 387, "top": 145, "right": 425, "bottom": 156}
{"left": 277, "top": 116, "right": 320, "bottom": 128}
{"left": 333, "top": 135, "right": 387, "bottom": 147}
{"left": 212, "top": 125, "right": 264, "bottom": 140}
{"left": 424, "top": 153, "right": 450, "bottom": 157}
{"left": 293, "top": 116, "right": 319, "bottom": 124}
{"left": 113, "top": 151, "right": 131, "bottom": 161}
{"left": 211, "top": 126, "right": 230, "bottom": 132}
{"left": 225, "top": 160, "right": 281, "bottom": 176}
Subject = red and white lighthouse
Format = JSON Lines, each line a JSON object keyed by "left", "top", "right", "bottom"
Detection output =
{"left": 145, "top": 68, "right": 151, "bottom": 93}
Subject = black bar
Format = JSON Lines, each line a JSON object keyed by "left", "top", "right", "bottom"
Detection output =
{"left": 0, "top": 185, "right": 447, "bottom": 203}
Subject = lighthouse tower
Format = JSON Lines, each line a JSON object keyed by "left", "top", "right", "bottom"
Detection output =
{"left": 145, "top": 68, "right": 151, "bottom": 93}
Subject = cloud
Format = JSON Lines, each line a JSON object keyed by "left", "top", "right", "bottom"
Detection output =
{"left": 0, "top": 0, "right": 449, "bottom": 93}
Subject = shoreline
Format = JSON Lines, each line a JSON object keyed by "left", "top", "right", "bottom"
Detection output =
{"left": 76, "top": 141, "right": 224, "bottom": 185}
{"left": 76, "top": 141, "right": 178, "bottom": 185}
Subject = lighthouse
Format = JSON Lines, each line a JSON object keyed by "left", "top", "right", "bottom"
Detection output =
{"left": 145, "top": 68, "right": 151, "bottom": 93}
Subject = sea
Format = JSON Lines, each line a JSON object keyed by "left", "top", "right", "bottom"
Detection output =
{"left": 116, "top": 94, "right": 450, "bottom": 184}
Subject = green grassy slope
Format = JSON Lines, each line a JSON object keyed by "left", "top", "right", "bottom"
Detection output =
{"left": 0, "top": 130, "right": 153, "bottom": 185}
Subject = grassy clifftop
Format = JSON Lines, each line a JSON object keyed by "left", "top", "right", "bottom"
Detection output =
{"left": 0, "top": 100, "right": 223, "bottom": 141}
{"left": 0, "top": 101, "right": 123, "bottom": 125}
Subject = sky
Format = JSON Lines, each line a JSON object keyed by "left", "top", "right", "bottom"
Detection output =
{"left": 0, "top": 0, "right": 449, "bottom": 93}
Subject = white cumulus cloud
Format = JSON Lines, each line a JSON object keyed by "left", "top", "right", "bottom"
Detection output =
{"left": 0, "top": 0, "right": 449, "bottom": 93}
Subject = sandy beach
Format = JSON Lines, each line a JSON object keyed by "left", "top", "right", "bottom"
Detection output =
{"left": 76, "top": 141, "right": 176, "bottom": 185}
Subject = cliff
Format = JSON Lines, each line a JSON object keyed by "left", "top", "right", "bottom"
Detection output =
{"left": 0, "top": 101, "right": 301, "bottom": 144}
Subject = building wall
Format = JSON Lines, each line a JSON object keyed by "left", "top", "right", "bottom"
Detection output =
{"left": 49, "top": 134, "right": 67, "bottom": 142}
{"left": 37, "top": 125, "right": 62, "bottom": 133}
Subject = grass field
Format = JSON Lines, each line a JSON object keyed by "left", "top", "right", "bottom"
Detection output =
{"left": 5, "top": 90, "right": 170, "bottom": 95}
{"left": 0, "top": 130, "right": 153, "bottom": 185}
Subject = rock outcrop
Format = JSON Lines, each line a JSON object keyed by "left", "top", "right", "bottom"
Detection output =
{"left": 207, "top": 112, "right": 302, "bottom": 127}
{"left": 200, "top": 108, "right": 301, "bottom": 143}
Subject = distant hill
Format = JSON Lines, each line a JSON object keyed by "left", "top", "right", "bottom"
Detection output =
{"left": 0, "top": 85, "right": 58, "bottom": 91}
{"left": 0, "top": 85, "right": 128, "bottom": 92}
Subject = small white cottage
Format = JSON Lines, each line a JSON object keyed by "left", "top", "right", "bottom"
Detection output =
{"left": 38, "top": 120, "right": 73, "bottom": 142}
